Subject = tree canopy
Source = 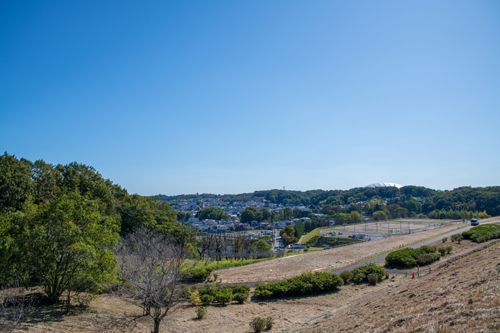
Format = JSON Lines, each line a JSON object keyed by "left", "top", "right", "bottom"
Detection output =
{"left": 0, "top": 153, "right": 194, "bottom": 299}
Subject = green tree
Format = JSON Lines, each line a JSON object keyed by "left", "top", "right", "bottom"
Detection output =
{"left": 294, "top": 221, "right": 305, "bottom": 237}
{"left": 240, "top": 207, "right": 259, "bottom": 223}
{"left": 0, "top": 153, "right": 33, "bottom": 212}
{"left": 350, "top": 211, "right": 361, "bottom": 223}
{"left": 372, "top": 210, "right": 388, "bottom": 221}
{"left": 280, "top": 226, "right": 298, "bottom": 245}
{"left": 195, "top": 206, "right": 230, "bottom": 221}
{"left": 23, "top": 192, "right": 119, "bottom": 303}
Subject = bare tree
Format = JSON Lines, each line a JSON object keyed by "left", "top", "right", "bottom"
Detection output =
{"left": 116, "top": 228, "right": 185, "bottom": 333}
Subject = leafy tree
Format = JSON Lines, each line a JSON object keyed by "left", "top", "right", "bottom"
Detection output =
{"left": 0, "top": 153, "right": 33, "bottom": 212}
{"left": 294, "top": 221, "right": 305, "bottom": 237}
{"left": 23, "top": 192, "right": 119, "bottom": 303}
{"left": 372, "top": 210, "right": 389, "bottom": 221}
{"left": 280, "top": 226, "right": 298, "bottom": 245}
{"left": 240, "top": 207, "right": 259, "bottom": 223}
{"left": 195, "top": 206, "right": 230, "bottom": 221}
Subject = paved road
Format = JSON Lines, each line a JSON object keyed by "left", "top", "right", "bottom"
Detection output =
{"left": 332, "top": 219, "right": 500, "bottom": 275}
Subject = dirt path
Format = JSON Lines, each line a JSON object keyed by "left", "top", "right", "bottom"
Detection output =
{"left": 216, "top": 218, "right": 499, "bottom": 284}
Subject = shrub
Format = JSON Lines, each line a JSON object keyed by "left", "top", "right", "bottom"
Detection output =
{"left": 339, "top": 270, "right": 353, "bottom": 284}
{"left": 438, "top": 248, "right": 446, "bottom": 256}
{"left": 416, "top": 253, "right": 440, "bottom": 266}
{"left": 348, "top": 264, "right": 388, "bottom": 285}
{"left": 264, "top": 317, "right": 273, "bottom": 331}
{"left": 182, "top": 258, "right": 269, "bottom": 282}
{"left": 250, "top": 317, "right": 273, "bottom": 332}
{"left": 445, "top": 246, "right": 452, "bottom": 254}
{"left": 367, "top": 273, "right": 379, "bottom": 286}
{"left": 196, "top": 284, "right": 247, "bottom": 305}
{"left": 441, "top": 237, "right": 448, "bottom": 243}
{"left": 451, "top": 234, "right": 464, "bottom": 244}
{"left": 233, "top": 293, "right": 247, "bottom": 304}
{"left": 196, "top": 306, "right": 207, "bottom": 320}
{"left": 419, "top": 245, "right": 437, "bottom": 254}
{"left": 385, "top": 248, "right": 418, "bottom": 268}
{"left": 189, "top": 290, "right": 201, "bottom": 306}
{"left": 231, "top": 285, "right": 250, "bottom": 296}
{"left": 200, "top": 294, "right": 214, "bottom": 305}
{"left": 214, "top": 289, "right": 233, "bottom": 305}
{"left": 254, "top": 272, "right": 343, "bottom": 299}
{"left": 462, "top": 224, "right": 500, "bottom": 243}
{"left": 386, "top": 246, "right": 440, "bottom": 269}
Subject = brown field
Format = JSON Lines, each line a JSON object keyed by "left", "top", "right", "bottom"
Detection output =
{"left": 6, "top": 233, "right": 499, "bottom": 333}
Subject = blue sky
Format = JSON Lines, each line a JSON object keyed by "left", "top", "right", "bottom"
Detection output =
{"left": 1, "top": 0, "right": 499, "bottom": 195}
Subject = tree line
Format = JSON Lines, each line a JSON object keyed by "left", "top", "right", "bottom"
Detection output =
{"left": 0, "top": 153, "right": 194, "bottom": 301}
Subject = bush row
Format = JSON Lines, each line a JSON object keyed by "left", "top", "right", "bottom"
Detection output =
{"left": 462, "top": 224, "right": 500, "bottom": 243}
{"left": 340, "top": 264, "right": 388, "bottom": 285}
{"left": 182, "top": 258, "right": 267, "bottom": 281}
{"left": 385, "top": 245, "right": 440, "bottom": 269}
{"left": 254, "top": 272, "right": 343, "bottom": 299}
{"left": 195, "top": 284, "right": 250, "bottom": 305}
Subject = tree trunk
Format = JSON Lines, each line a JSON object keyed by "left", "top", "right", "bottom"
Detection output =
{"left": 152, "top": 318, "right": 160, "bottom": 333}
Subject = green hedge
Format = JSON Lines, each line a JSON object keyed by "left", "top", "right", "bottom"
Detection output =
{"left": 254, "top": 272, "right": 343, "bottom": 299}
{"left": 462, "top": 224, "right": 500, "bottom": 243}
{"left": 385, "top": 245, "right": 439, "bottom": 269}
{"left": 198, "top": 284, "right": 250, "bottom": 305}
{"left": 340, "top": 264, "right": 388, "bottom": 285}
{"left": 182, "top": 258, "right": 268, "bottom": 281}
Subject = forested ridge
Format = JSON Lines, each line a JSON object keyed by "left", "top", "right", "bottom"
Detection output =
{"left": 159, "top": 185, "right": 500, "bottom": 218}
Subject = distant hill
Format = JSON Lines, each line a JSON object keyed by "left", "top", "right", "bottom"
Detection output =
{"left": 155, "top": 186, "right": 500, "bottom": 218}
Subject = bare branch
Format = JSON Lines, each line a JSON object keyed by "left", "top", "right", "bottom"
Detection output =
{"left": 115, "top": 228, "right": 185, "bottom": 333}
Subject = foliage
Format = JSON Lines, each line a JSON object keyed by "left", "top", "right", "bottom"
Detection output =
{"left": 305, "top": 236, "right": 360, "bottom": 248}
{"left": 0, "top": 153, "right": 195, "bottom": 299}
{"left": 462, "top": 224, "right": 500, "bottom": 243}
{"left": 332, "top": 211, "right": 361, "bottom": 224}
{"left": 233, "top": 292, "right": 247, "bottom": 304}
{"left": 214, "top": 288, "right": 232, "bottom": 305}
{"left": 339, "top": 270, "right": 353, "bottom": 284}
{"left": 200, "top": 294, "right": 214, "bottom": 305}
{"left": 181, "top": 258, "right": 269, "bottom": 281}
{"left": 298, "top": 228, "right": 320, "bottom": 244}
{"left": 428, "top": 209, "right": 490, "bottom": 219}
{"left": 280, "top": 226, "right": 298, "bottom": 245}
{"left": 250, "top": 316, "right": 273, "bottom": 332}
{"left": 161, "top": 186, "right": 500, "bottom": 219}
{"left": 196, "top": 284, "right": 249, "bottom": 306}
{"left": 342, "top": 264, "right": 388, "bottom": 285}
{"left": 451, "top": 233, "right": 464, "bottom": 243}
{"left": 254, "top": 272, "right": 343, "bottom": 299}
{"left": 437, "top": 246, "right": 452, "bottom": 256}
{"left": 416, "top": 253, "right": 441, "bottom": 266}
{"left": 195, "top": 206, "right": 230, "bottom": 221}
{"left": 21, "top": 193, "right": 118, "bottom": 302}
{"left": 366, "top": 273, "right": 379, "bottom": 286}
{"left": 385, "top": 246, "right": 439, "bottom": 269}
{"left": 372, "top": 210, "right": 389, "bottom": 221}
{"left": 195, "top": 306, "right": 207, "bottom": 320}
{"left": 441, "top": 237, "right": 448, "bottom": 243}
{"left": 189, "top": 290, "right": 201, "bottom": 306}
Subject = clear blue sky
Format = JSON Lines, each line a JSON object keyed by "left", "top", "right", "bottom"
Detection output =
{"left": 1, "top": 0, "right": 499, "bottom": 195}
